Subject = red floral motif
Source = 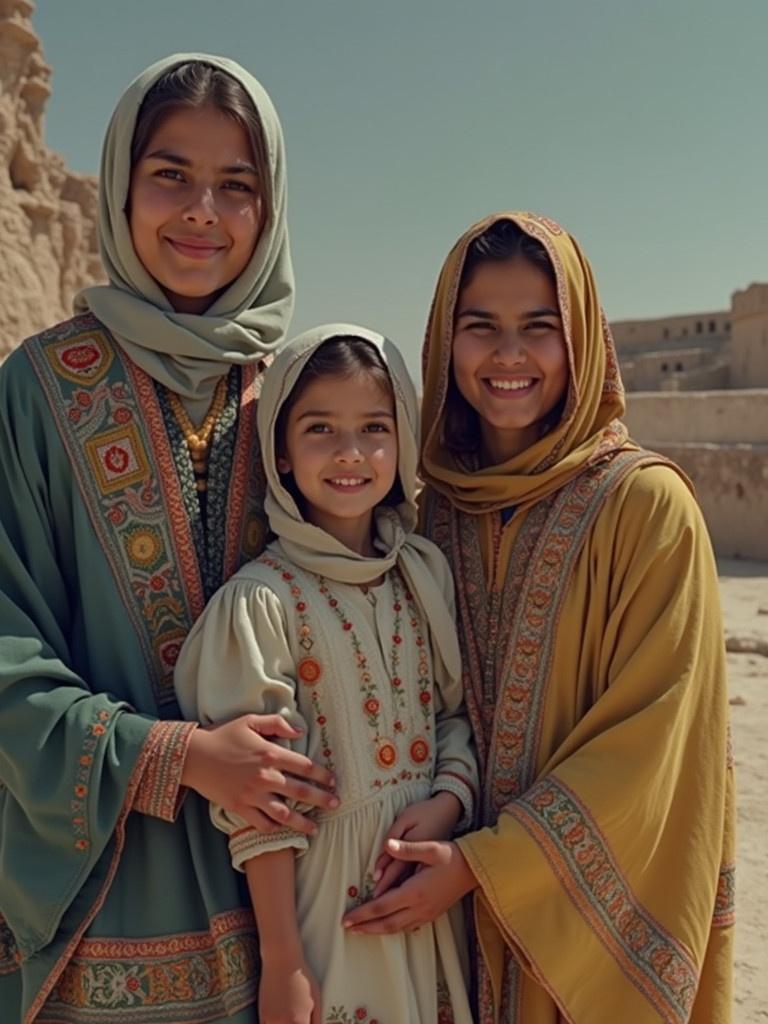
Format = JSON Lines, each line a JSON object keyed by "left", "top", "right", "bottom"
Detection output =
{"left": 298, "top": 657, "right": 322, "bottom": 684}
{"left": 104, "top": 445, "right": 130, "bottom": 474}
{"left": 75, "top": 391, "right": 93, "bottom": 407}
{"left": 376, "top": 742, "right": 397, "bottom": 769}
{"left": 113, "top": 407, "right": 132, "bottom": 424}
{"left": 107, "top": 506, "right": 126, "bottom": 525}
{"left": 62, "top": 343, "right": 99, "bottom": 370}
{"left": 410, "top": 738, "right": 430, "bottom": 764}
{"left": 149, "top": 575, "right": 165, "bottom": 592}
{"left": 68, "top": 408, "right": 81, "bottom": 423}
{"left": 419, "top": 691, "right": 431, "bottom": 705}
{"left": 364, "top": 698, "right": 380, "bottom": 716}
{"left": 160, "top": 642, "right": 181, "bottom": 667}
{"left": 91, "top": 724, "right": 106, "bottom": 736}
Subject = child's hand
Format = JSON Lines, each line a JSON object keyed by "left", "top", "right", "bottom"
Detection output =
{"left": 372, "top": 792, "right": 462, "bottom": 897}
{"left": 259, "top": 953, "right": 321, "bottom": 1024}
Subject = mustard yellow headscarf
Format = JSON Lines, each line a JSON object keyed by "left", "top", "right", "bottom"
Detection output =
{"left": 421, "top": 211, "right": 636, "bottom": 513}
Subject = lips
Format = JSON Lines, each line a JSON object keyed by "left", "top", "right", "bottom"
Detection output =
{"left": 324, "top": 476, "right": 371, "bottom": 492}
{"left": 484, "top": 377, "right": 538, "bottom": 396}
{"left": 166, "top": 236, "right": 225, "bottom": 260}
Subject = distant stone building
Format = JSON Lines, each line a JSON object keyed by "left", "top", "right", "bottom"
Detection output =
{"left": 615, "top": 288, "right": 768, "bottom": 561}
{"left": 0, "top": 0, "right": 102, "bottom": 358}
{"left": 611, "top": 283, "right": 768, "bottom": 391}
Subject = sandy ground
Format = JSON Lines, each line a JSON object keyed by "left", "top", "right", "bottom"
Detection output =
{"left": 718, "top": 558, "right": 768, "bottom": 1024}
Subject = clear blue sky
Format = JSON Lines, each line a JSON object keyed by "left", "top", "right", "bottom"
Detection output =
{"left": 35, "top": 0, "right": 768, "bottom": 374}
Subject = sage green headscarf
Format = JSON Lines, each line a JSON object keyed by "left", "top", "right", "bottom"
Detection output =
{"left": 257, "top": 324, "right": 461, "bottom": 681}
{"left": 75, "top": 53, "right": 294, "bottom": 407}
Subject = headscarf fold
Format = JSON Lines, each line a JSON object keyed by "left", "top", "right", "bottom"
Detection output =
{"left": 421, "top": 211, "right": 637, "bottom": 513}
{"left": 75, "top": 53, "right": 294, "bottom": 404}
{"left": 258, "top": 324, "right": 460, "bottom": 681}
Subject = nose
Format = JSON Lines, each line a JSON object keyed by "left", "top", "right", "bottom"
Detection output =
{"left": 182, "top": 185, "right": 219, "bottom": 226}
{"left": 493, "top": 330, "right": 527, "bottom": 365}
{"left": 334, "top": 433, "right": 365, "bottom": 463}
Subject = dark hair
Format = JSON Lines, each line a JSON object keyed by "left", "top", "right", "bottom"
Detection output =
{"left": 460, "top": 218, "right": 556, "bottom": 291}
{"left": 130, "top": 61, "right": 272, "bottom": 218}
{"left": 276, "top": 336, "right": 403, "bottom": 507}
{"left": 444, "top": 219, "right": 560, "bottom": 456}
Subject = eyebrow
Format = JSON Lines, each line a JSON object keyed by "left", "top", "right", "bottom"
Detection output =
{"left": 295, "top": 409, "right": 396, "bottom": 421}
{"left": 456, "top": 306, "right": 561, "bottom": 320}
{"left": 144, "top": 149, "right": 259, "bottom": 176}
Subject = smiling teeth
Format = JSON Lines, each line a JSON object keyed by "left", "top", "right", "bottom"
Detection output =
{"left": 330, "top": 477, "right": 366, "bottom": 486}
{"left": 489, "top": 378, "right": 534, "bottom": 390}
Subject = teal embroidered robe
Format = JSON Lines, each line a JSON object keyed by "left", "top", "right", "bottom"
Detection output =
{"left": 0, "top": 314, "right": 268, "bottom": 1023}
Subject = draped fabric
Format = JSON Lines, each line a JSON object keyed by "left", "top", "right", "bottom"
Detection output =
{"left": 76, "top": 52, "right": 294, "bottom": 405}
{"left": 421, "top": 211, "right": 636, "bottom": 513}
{"left": 0, "top": 51, "right": 289, "bottom": 1024}
{"left": 419, "top": 212, "right": 734, "bottom": 1023}
{"left": 258, "top": 323, "right": 461, "bottom": 682}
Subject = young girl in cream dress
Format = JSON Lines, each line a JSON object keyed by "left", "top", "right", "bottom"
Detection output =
{"left": 175, "top": 325, "right": 477, "bottom": 1024}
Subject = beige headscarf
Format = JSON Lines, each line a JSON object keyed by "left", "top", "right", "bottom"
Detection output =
{"left": 258, "top": 324, "right": 460, "bottom": 680}
{"left": 421, "top": 211, "right": 637, "bottom": 513}
{"left": 76, "top": 53, "right": 294, "bottom": 407}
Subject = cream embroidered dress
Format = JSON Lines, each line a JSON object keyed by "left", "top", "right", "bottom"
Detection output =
{"left": 175, "top": 325, "right": 478, "bottom": 1024}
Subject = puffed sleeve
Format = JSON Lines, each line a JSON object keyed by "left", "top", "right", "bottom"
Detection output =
{"left": 174, "top": 576, "right": 311, "bottom": 866}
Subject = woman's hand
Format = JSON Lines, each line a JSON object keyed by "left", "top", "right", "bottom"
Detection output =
{"left": 181, "top": 714, "right": 338, "bottom": 835}
{"left": 372, "top": 792, "right": 462, "bottom": 897}
{"left": 343, "top": 838, "right": 477, "bottom": 934}
{"left": 259, "top": 952, "right": 321, "bottom": 1024}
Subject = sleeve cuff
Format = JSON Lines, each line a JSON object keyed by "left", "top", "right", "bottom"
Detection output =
{"left": 229, "top": 826, "right": 309, "bottom": 871}
{"left": 432, "top": 769, "right": 477, "bottom": 831}
{"left": 131, "top": 720, "right": 198, "bottom": 821}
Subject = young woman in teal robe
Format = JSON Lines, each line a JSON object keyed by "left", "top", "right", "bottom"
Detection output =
{"left": 0, "top": 54, "right": 335, "bottom": 1024}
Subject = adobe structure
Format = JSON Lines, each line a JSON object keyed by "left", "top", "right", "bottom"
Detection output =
{"left": 611, "top": 283, "right": 768, "bottom": 391}
{"left": 612, "top": 291, "right": 768, "bottom": 561}
{"left": 0, "top": 0, "right": 102, "bottom": 360}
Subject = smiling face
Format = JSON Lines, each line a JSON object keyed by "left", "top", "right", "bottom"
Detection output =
{"left": 451, "top": 257, "right": 568, "bottom": 464}
{"left": 128, "top": 105, "right": 264, "bottom": 313}
{"left": 277, "top": 371, "right": 399, "bottom": 555}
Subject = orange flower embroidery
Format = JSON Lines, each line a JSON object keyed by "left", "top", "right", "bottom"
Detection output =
{"left": 410, "top": 738, "right": 430, "bottom": 764}
{"left": 298, "top": 657, "right": 322, "bottom": 684}
{"left": 376, "top": 742, "right": 397, "bottom": 769}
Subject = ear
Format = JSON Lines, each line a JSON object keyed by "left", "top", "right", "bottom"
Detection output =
{"left": 276, "top": 453, "right": 291, "bottom": 474}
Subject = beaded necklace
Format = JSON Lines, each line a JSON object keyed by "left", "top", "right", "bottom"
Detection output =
{"left": 166, "top": 376, "right": 228, "bottom": 492}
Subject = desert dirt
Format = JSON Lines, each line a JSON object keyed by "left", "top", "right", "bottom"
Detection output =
{"left": 719, "top": 558, "right": 768, "bottom": 1023}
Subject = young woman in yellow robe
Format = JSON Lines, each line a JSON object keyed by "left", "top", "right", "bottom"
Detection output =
{"left": 343, "top": 212, "right": 734, "bottom": 1024}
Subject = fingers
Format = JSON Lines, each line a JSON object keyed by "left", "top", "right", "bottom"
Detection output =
{"left": 233, "top": 807, "right": 280, "bottom": 834}
{"left": 280, "top": 775, "right": 339, "bottom": 812}
{"left": 385, "top": 838, "right": 442, "bottom": 864}
{"left": 248, "top": 724, "right": 336, "bottom": 792}
{"left": 373, "top": 858, "right": 412, "bottom": 898}
{"left": 343, "top": 886, "right": 409, "bottom": 928}
{"left": 372, "top": 850, "right": 392, "bottom": 883}
{"left": 346, "top": 905, "right": 422, "bottom": 935}
{"left": 247, "top": 712, "right": 302, "bottom": 739}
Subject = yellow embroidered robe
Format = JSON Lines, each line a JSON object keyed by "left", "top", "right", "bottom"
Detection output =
{"left": 423, "top": 461, "right": 734, "bottom": 1024}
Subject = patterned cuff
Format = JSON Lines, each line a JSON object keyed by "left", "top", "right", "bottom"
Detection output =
{"left": 132, "top": 720, "right": 198, "bottom": 822}
{"left": 229, "top": 826, "right": 309, "bottom": 871}
{"left": 432, "top": 771, "right": 477, "bottom": 832}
